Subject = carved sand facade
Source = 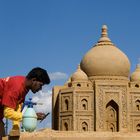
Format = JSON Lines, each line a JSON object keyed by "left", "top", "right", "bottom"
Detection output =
{"left": 52, "top": 25, "right": 140, "bottom": 132}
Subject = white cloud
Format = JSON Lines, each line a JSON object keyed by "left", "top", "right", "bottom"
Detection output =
{"left": 49, "top": 72, "right": 68, "bottom": 80}
{"left": 32, "top": 90, "right": 52, "bottom": 113}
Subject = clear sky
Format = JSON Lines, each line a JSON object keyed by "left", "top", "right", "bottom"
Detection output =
{"left": 0, "top": 0, "right": 140, "bottom": 131}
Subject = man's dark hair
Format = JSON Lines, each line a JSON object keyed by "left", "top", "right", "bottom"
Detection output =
{"left": 26, "top": 67, "right": 50, "bottom": 84}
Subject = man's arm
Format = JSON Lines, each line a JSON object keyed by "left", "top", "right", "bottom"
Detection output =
{"left": 4, "top": 104, "right": 22, "bottom": 122}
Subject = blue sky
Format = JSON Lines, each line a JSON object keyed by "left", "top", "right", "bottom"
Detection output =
{"left": 1, "top": 0, "right": 140, "bottom": 131}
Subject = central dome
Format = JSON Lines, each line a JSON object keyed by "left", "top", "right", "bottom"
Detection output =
{"left": 80, "top": 25, "right": 130, "bottom": 79}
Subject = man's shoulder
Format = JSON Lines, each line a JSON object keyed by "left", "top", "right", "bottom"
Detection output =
{"left": 7, "top": 76, "right": 26, "bottom": 88}
{"left": 2, "top": 76, "right": 25, "bottom": 81}
{"left": 9, "top": 76, "right": 25, "bottom": 81}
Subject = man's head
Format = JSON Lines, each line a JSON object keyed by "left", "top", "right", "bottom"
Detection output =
{"left": 26, "top": 67, "right": 50, "bottom": 93}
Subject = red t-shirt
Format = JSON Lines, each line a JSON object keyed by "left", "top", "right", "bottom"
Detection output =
{"left": 0, "top": 76, "right": 29, "bottom": 120}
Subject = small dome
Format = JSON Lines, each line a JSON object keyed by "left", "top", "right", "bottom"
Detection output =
{"left": 71, "top": 65, "right": 88, "bottom": 81}
{"left": 80, "top": 25, "right": 130, "bottom": 78}
{"left": 130, "top": 64, "right": 140, "bottom": 81}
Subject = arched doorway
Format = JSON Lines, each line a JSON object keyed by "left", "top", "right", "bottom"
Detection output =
{"left": 135, "top": 100, "right": 140, "bottom": 111}
{"left": 106, "top": 100, "right": 119, "bottom": 132}
{"left": 64, "top": 99, "right": 69, "bottom": 110}
{"left": 136, "top": 124, "right": 140, "bottom": 132}
{"left": 64, "top": 122, "right": 68, "bottom": 131}
{"left": 81, "top": 99, "right": 88, "bottom": 110}
{"left": 81, "top": 122, "right": 88, "bottom": 131}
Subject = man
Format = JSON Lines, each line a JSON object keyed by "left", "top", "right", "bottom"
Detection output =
{"left": 0, "top": 67, "right": 50, "bottom": 138}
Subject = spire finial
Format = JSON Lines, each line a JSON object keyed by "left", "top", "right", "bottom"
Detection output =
{"left": 96, "top": 24, "right": 112, "bottom": 44}
{"left": 101, "top": 25, "right": 108, "bottom": 37}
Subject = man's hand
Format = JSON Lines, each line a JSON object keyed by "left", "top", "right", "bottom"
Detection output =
{"left": 36, "top": 112, "right": 46, "bottom": 120}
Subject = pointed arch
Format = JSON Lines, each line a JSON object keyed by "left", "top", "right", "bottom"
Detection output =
{"left": 136, "top": 123, "right": 140, "bottom": 132}
{"left": 135, "top": 99, "right": 140, "bottom": 111}
{"left": 64, "top": 122, "right": 68, "bottom": 131}
{"left": 106, "top": 100, "right": 119, "bottom": 132}
{"left": 82, "top": 121, "right": 88, "bottom": 131}
{"left": 109, "top": 123, "right": 115, "bottom": 132}
{"left": 64, "top": 99, "right": 69, "bottom": 110}
{"left": 81, "top": 99, "right": 88, "bottom": 110}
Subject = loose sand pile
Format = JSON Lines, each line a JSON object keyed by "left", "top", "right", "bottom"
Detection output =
{"left": 20, "top": 128, "right": 140, "bottom": 140}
